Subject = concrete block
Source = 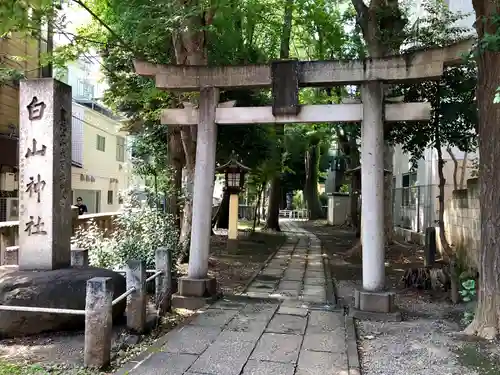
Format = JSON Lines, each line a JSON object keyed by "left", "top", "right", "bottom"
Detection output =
{"left": 353, "top": 289, "right": 395, "bottom": 313}
{"left": 178, "top": 276, "right": 217, "bottom": 297}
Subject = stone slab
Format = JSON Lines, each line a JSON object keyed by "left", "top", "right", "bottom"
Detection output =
{"left": 130, "top": 352, "right": 198, "bottom": 375}
{"left": 188, "top": 331, "right": 257, "bottom": 375}
{"left": 307, "top": 311, "right": 344, "bottom": 333}
{"left": 282, "top": 273, "right": 304, "bottom": 281}
{"left": 295, "top": 350, "right": 348, "bottom": 375}
{"left": 189, "top": 308, "right": 238, "bottom": 327}
{"left": 303, "top": 278, "right": 325, "bottom": 286}
{"left": 277, "top": 305, "right": 308, "bottom": 317}
{"left": 241, "top": 360, "right": 295, "bottom": 375}
{"left": 304, "top": 271, "right": 325, "bottom": 279}
{"left": 241, "top": 302, "right": 279, "bottom": 316}
{"left": 209, "top": 298, "right": 247, "bottom": 310}
{"left": 266, "top": 314, "right": 307, "bottom": 335}
{"left": 302, "top": 332, "right": 346, "bottom": 353}
{"left": 272, "top": 289, "right": 299, "bottom": 298}
{"left": 162, "top": 326, "right": 222, "bottom": 354}
{"left": 278, "top": 282, "right": 302, "bottom": 292}
{"left": 226, "top": 313, "right": 270, "bottom": 333}
{"left": 303, "top": 285, "right": 325, "bottom": 295}
{"left": 250, "top": 333, "right": 302, "bottom": 363}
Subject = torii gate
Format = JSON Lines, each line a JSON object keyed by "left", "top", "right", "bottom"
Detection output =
{"left": 134, "top": 39, "right": 472, "bottom": 312}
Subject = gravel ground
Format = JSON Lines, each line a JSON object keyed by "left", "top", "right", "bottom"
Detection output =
{"left": 299, "top": 221, "right": 500, "bottom": 375}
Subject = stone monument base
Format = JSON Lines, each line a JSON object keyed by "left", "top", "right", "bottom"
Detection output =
{"left": 0, "top": 266, "right": 126, "bottom": 338}
{"left": 350, "top": 289, "right": 402, "bottom": 322}
{"left": 172, "top": 276, "right": 219, "bottom": 310}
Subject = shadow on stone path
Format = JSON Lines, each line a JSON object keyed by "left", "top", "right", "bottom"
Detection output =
{"left": 115, "top": 220, "right": 352, "bottom": 375}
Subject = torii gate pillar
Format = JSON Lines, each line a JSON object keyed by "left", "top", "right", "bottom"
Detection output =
{"left": 173, "top": 87, "right": 220, "bottom": 310}
{"left": 353, "top": 81, "right": 401, "bottom": 320}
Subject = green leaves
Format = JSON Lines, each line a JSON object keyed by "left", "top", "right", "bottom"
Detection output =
{"left": 73, "top": 191, "right": 180, "bottom": 270}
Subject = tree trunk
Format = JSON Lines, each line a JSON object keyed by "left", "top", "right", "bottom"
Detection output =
{"left": 434, "top": 90, "right": 458, "bottom": 303}
{"left": 167, "top": 128, "right": 184, "bottom": 232}
{"left": 252, "top": 183, "right": 264, "bottom": 232}
{"left": 171, "top": 0, "right": 212, "bottom": 263}
{"left": 349, "top": 150, "right": 361, "bottom": 231}
{"left": 264, "top": 0, "right": 293, "bottom": 231}
{"left": 216, "top": 189, "right": 230, "bottom": 228}
{"left": 460, "top": 152, "right": 468, "bottom": 189}
{"left": 465, "top": 0, "right": 500, "bottom": 340}
{"left": 304, "top": 144, "right": 324, "bottom": 219}
{"left": 265, "top": 177, "right": 282, "bottom": 230}
{"left": 447, "top": 147, "right": 459, "bottom": 190}
{"left": 178, "top": 124, "right": 197, "bottom": 264}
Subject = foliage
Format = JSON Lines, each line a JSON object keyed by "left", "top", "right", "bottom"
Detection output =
{"left": 388, "top": 1, "right": 477, "bottom": 164}
{"left": 292, "top": 190, "right": 305, "bottom": 209}
{"left": 73, "top": 191, "right": 179, "bottom": 270}
{"left": 0, "top": 66, "right": 25, "bottom": 86}
{"left": 460, "top": 278, "right": 477, "bottom": 325}
{"left": 130, "top": 124, "right": 173, "bottom": 200}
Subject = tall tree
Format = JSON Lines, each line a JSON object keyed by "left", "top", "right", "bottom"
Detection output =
{"left": 464, "top": 0, "right": 500, "bottom": 340}
{"left": 264, "top": 0, "right": 294, "bottom": 231}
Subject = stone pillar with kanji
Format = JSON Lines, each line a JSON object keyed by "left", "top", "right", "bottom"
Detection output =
{"left": 18, "top": 79, "right": 72, "bottom": 270}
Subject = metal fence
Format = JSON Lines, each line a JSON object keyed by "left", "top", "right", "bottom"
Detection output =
{"left": 392, "top": 185, "right": 439, "bottom": 233}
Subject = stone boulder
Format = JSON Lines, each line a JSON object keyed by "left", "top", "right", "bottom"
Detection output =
{"left": 0, "top": 266, "right": 126, "bottom": 338}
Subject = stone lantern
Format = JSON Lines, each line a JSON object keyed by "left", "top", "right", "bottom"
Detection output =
{"left": 215, "top": 151, "right": 250, "bottom": 246}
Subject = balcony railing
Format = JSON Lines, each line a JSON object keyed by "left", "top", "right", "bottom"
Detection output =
{"left": 0, "top": 212, "right": 120, "bottom": 266}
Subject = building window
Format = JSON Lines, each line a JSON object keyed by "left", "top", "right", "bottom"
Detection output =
{"left": 107, "top": 190, "right": 113, "bottom": 205}
{"left": 402, "top": 172, "right": 418, "bottom": 207}
{"left": 116, "top": 136, "right": 125, "bottom": 162}
{"left": 97, "top": 135, "right": 106, "bottom": 152}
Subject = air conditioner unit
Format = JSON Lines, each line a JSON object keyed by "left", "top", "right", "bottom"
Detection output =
{"left": 0, "top": 198, "right": 19, "bottom": 222}
{"left": 0, "top": 173, "right": 16, "bottom": 192}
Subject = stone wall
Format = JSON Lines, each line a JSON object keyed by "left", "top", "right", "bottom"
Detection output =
{"left": 444, "top": 178, "right": 480, "bottom": 268}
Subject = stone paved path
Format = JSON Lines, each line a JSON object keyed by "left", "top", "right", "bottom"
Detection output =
{"left": 116, "top": 220, "right": 350, "bottom": 375}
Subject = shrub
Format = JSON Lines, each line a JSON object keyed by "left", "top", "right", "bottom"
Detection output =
{"left": 72, "top": 191, "right": 179, "bottom": 271}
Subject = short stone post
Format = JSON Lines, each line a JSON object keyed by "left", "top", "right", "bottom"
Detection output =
{"left": 155, "top": 247, "right": 172, "bottom": 315}
{"left": 71, "top": 245, "right": 89, "bottom": 267}
{"left": 126, "top": 260, "right": 146, "bottom": 333}
{"left": 84, "top": 277, "right": 113, "bottom": 368}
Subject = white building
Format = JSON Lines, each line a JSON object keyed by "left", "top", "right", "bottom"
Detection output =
{"left": 392, "top": 0, "right": 477, "bottom": 233}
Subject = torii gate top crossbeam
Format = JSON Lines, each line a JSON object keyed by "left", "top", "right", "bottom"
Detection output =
{"left": 134, "top": 39, "right": 473, "bottom": 91}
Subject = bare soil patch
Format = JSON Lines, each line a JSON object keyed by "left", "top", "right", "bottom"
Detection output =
{"left": 300, "top": 220, "right": 500, "bottom": 375}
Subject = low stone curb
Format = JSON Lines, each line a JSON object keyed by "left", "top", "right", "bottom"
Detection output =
{"left": 345, "top": 315, "right": 362, "bottom": 375}
{"left": 322, "top": 251, "right": 337, "bottom": 307}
